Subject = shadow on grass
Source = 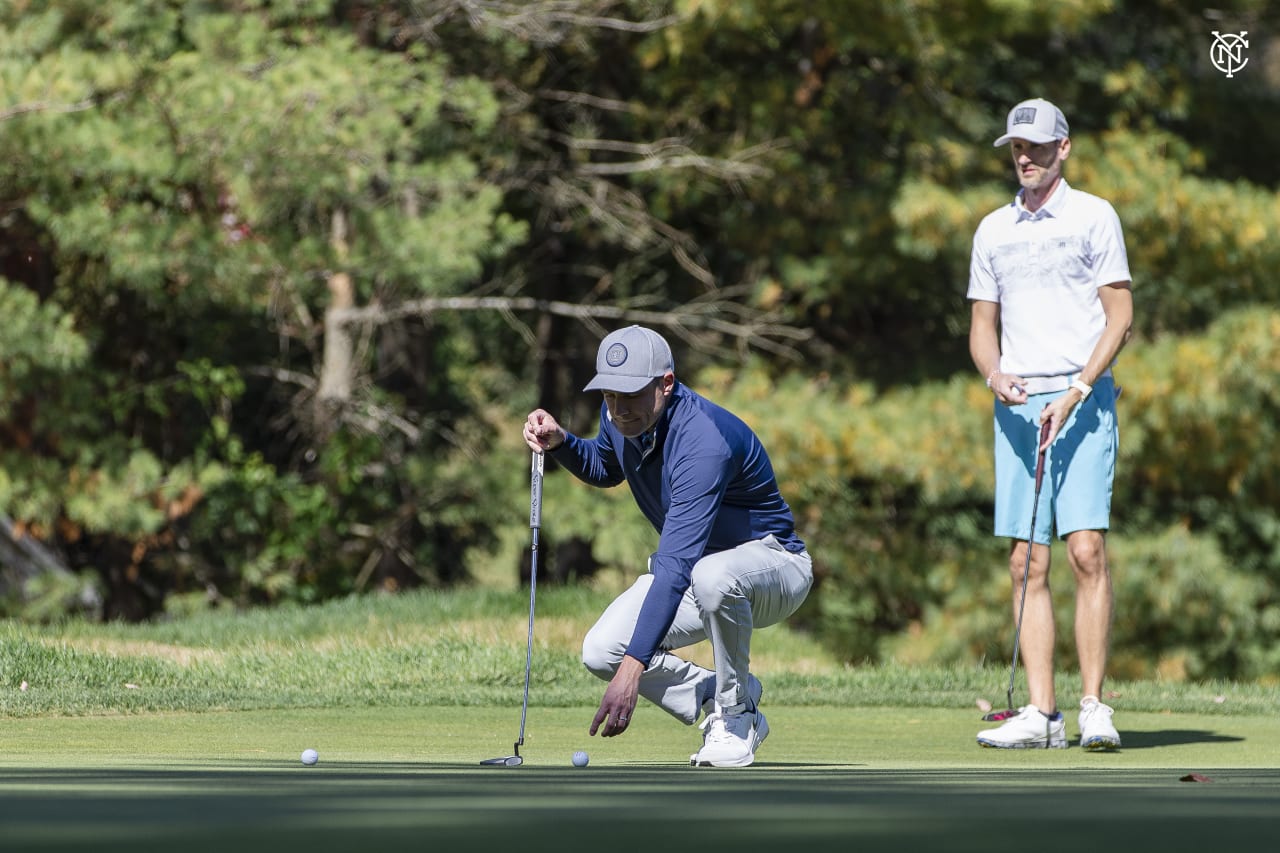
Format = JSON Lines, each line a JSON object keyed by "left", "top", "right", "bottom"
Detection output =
{"left": 1117, "top": 730, "right": 1246, "bottom": 750}
{"left": 3, "top": 763, "right": 1280, "bottom": 853}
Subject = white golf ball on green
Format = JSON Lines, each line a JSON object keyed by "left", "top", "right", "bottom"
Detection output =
{"left": 572, "top": 750, "right": 589, "bottom": 767}
{"left": 301, "top": 748, "right": 319, "bottom": 766}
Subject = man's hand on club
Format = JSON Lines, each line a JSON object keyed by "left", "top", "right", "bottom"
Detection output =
{"left": 524, "top": 409, "right": 565, "bottom": 452}
{"left": 1037, "top": 398, "right": 1076, "bottom": 449}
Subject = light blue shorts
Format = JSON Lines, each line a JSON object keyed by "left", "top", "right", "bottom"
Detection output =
{"left": 992, "top": 377, "right": 1118, "bottom": 544}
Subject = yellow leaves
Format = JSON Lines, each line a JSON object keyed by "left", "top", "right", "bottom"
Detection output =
{"left": 891, "top": 179, "right": 1001, "bottom": 262}
{"left": 708, "top": 306, "right": 1280, "bottom": 529}
{"left": 1238, "top": 220, "right": 1268, "bottom": 249}
{"left": 1103, "top": 61, "right": 1146, "bottom": 96}
{"left": 1119, "top": 307, "right": 1280, "bottom": 505}
{"left": 985, "top": 0, "right": 1116, "bottom": 32}
{"left": 702, "top": 365, "right": 992, "bottom": 508}
{"left": 756, "top": 278, "right": 785, "bottom": 309}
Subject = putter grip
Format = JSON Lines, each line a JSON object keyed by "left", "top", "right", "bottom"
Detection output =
{"left": 530, "top": 451, "right": 544, "bottom": 529}
{"left": 1034, "top": 420, "right": 1051, "bottom": 490}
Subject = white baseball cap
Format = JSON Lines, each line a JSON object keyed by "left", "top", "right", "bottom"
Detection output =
{"left": 993, "top": 98, "right": 1070, "bottom": 147}
{"left": 583, "top": 325, "right": 675, "bottom": 393}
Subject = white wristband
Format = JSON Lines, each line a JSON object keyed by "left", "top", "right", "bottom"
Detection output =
{"left": 1070, "top": 379, "right": 1092, "bottom": 399}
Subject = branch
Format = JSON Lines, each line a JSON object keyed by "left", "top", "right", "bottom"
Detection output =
{"left": 410, "top": 0, "right": 683, "bottom": 44}
{"left": 537, "top": 88, "right": 639, "bottom": 114}
{"left": 0, "top": 513, "right": 75, "bottom": 580}
{"left": 557, "top": 135, "right": 774, "bottom": 181}
{"left": 244, "top": 366, "right": 426, "bottom": 442}
{"left": 331, "top": 295, "right": 811, "bottom": 360}
{"left": 0, "top": 99, "right": 95, "bottom": 121}
{"left": 544, "top": 175, "right": 717, "bottom": 286}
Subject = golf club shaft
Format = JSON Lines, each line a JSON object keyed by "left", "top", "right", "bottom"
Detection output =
{"left": 515, "top": 451, "right": 544, "bottom": 753}
{"left": 1005, "top": 419, "right": 1052, "bottom": 710}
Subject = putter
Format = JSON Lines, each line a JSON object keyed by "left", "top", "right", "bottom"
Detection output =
{"left": 983, "top": 417, "right": 1052, "bottom": 723}
{"left": 481, "top": 450, "right": 544, "bottom": 767}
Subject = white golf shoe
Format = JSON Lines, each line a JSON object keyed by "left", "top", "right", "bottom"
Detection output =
{"left": 691, "top": 674, "right": 764, "bottom": 765}
{"left": 690, "top": 707, "right": 769, "bottom": 767}
{"left": 976, "top": 704, "right": 1068, "bottom": 749}
{"left": 1078, "top": 698, "right": 1121, "bottom": 751}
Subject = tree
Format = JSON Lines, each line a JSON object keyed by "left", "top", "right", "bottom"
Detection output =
{"left": 0, "top": 1, "right": 806, "bottom": 616}
{"left": 0, "top": 2, "right": 523, "bottom": 614}
{"left": 3, "top": 0, "right": 1279, "bottom": 681}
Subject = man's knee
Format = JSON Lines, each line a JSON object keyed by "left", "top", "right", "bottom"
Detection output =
{"left": 1008, "top": 543, "right": 1049, "bottom": 585}
{"left": 690, "top": 564, "right": 733, "bottom": 614}
{"left": 1067, "top": 532, "right": 1108, "bottom": 578}
{"left": 581, "top": 626, "right": 622, "bottom": 679}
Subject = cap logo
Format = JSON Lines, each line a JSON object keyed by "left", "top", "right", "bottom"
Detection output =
{"left": 1013, "top": 107, "right": 1037, "bottom": 125}
{"left": 604, "top": 343, "right": 628, "bottom": 368}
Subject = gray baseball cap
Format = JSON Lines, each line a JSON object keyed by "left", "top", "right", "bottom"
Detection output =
{"left": 583, "top": 325, "right": 675, "bottom": 393}
{"left": 993, "top": 98, "right": 1070, "bottom": 146}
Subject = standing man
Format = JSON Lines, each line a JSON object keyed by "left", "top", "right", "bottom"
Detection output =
{"left": 523, "top": 325, "right": 813, "bottom": 767}
{"left": 968, "top": 98, "right": 1133, "bottom": 750}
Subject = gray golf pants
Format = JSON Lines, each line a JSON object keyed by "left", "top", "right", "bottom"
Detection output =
{"left": 581, "top": 534, "right": 813, "bottom": 725}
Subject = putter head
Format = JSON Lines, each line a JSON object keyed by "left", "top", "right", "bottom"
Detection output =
{"left": 480, "top": 755, "right": 523, "bottom": 767}
{"left": 981, "top": 708, "right": 1019, "bottom": 722}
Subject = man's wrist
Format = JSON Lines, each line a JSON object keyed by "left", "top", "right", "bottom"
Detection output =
{"left": 1070, "top": 379, "right": 1092, "bottom": 400}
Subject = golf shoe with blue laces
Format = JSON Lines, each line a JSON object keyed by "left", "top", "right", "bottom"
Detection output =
{"left": 1078, "top": 697, "right": 1121, "bottom": 750}
{"left": 977, "top": 704, "right": 1068, "bottom": 749}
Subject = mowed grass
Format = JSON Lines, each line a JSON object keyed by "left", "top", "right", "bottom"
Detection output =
{"left": 3, "top": 705, "right": 1279, "bottom": 853}
{"left": 3, "top": 586, "right": 1276, "bottom": 717}
{"left": 2, "top": 586, "right": 1279, "bottom": 852}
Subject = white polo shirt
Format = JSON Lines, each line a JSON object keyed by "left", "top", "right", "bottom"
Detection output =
{"left": 968, "top": 179, "right": 1131, "bottom": 378}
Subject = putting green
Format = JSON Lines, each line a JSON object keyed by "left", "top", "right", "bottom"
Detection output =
{"left": 1, "top": 706, "right": 1276, "bottom": 852}
{"left": 1, "top": 705, "right": 1274, "bottom": 768}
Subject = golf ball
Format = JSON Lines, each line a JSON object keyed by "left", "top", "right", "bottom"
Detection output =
{"left": 572, "top": 750, "right": 589, "bottom": 767}
{"left": 301, "top": 748, "right": 319, "bottom": 766}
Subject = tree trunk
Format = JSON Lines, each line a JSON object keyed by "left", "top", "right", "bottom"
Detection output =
{"left": 319, "top": 271, "right": 354, "bottom": 402}
{"left": 318, "top": 209, "right": 354, "bottom": 404}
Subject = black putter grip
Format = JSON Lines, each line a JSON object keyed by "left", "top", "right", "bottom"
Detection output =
{"left": 1034, "top": 420, "right": 1051, "bottom": 490}
{"left": 529, "top": 451, "right": 544, "bottom": 529}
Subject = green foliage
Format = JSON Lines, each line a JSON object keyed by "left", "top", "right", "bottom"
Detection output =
{"left": 890, "top": 525, "right": 1279, "bottom": 683}
{"left": 0, "top": 278, "right": 88, "bottom": 418}
{"left": 181, "top": 443, "right": 338, "bottom": 606}
{"left": 1119, "top": 308, "right": 1280, "bottom": 520}
{"left": 1109, "top": 527, "right": 1276, "bottom": 681}
{"left": 1, "top": 1, "right": 1278, "bottom": 683}
{"left": 0, "top": 279, "right": 87, "bottom": 376}
{"left": 0, "top": 1, "right": 525, "bottom": 616}
{"left": 683, "top": 308, "right": 1280, "bottom": 675}
{"left": 3, "top": 587, "right": 1278, "bottom": 718}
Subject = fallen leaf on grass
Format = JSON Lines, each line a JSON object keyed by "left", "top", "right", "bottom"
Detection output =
{"left": 1180, "top": 774, "right": 1213, "bottom": 783}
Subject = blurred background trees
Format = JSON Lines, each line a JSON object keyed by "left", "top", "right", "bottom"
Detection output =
{"left": 1, "top": 0, "right": 1277, "bottom": 680}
